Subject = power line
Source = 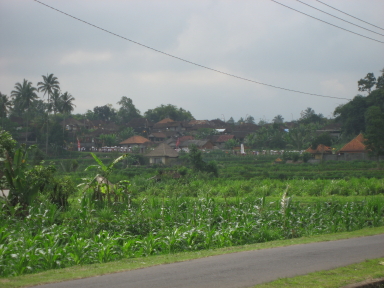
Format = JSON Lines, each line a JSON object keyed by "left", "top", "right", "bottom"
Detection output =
{"left": 295, "top": 0, "right": 384, "bottom": 37}
{"left": 315, "top": 0, "right": 384, "bottom": 31}
{"left": 32, "top": 0, "right": 350, "bottom": 101}
{"left": 270, "top": 0, "right": 384, "bottom": 44}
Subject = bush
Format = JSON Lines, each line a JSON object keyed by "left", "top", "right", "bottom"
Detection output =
{"left": 178, "top": 166, "right": 188, "bottom": 176}
{"left": 302, "top": 152, "right": 312, "bottom": 163}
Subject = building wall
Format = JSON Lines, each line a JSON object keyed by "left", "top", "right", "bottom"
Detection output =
{"left": 149, "top": 156, "right": 167, "bottom": 164}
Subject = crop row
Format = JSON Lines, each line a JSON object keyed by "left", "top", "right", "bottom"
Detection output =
{"left": 126, "top": 177, "right": 384, "bottom": 197}
{"left": 1, "top": 194, "right": 383, "bottom": 277}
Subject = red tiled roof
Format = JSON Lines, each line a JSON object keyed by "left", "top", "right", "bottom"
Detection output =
{"left": 317, "top": 144, "right": 332, "bottom": 153}
{"left": 126, "top": 118, "right": 153, "bottom": 128}
{"left": 339, "top": 133, "right": 366, "bottom": 153}
{"left": 157, "top": 118, "right": 174, "bottom": 124}
{"left": 305, "top": 147, "right": 317, "bottom": 154}
{"left": 178, "top": 136, "right": 194, "bottom": 142}
{"left": 150, "top": 132, "right": 167, "bottom": 138}
{"left": 119, "top": 135, "right": 151, "bottom": 145}
{"left": 305, "top": 144, "right": 332, "bottom": 154}
{"left": 215, "top": 135, "right": 234, "bottom": 143}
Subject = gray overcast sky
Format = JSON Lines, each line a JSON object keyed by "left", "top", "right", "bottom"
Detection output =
{"left": 1, "top": 0, "right": 383, "bottom": 123}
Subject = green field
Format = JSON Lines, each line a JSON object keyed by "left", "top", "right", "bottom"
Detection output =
{"left": 1, "top": 152, "right": 384, "bottom": 278}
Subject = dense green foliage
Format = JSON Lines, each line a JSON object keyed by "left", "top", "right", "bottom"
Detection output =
{"left": 1, "top": 194, "right": 383, "bottom": 277}
{"left": 1, "top": 146, "right": 384, "bottom": 278}
{"left": 364, "top": 105, "right": 384, "bottom": 158}
{"left": 334, "top": 78, "right": 384, "bottom": 136}
{"left": 144, "top": 104, "right": 194, "bottom": 122}
{"left": 1, "top": 69, "right": 384, "bottom": 279}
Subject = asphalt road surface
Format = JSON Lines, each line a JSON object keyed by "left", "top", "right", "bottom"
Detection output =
{"left": 36, "top": 234, "right": 384, "bottom": 288}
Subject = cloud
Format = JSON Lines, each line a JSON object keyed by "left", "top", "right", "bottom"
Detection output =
{"left": 60, "top": 51, "right": 112, "bottom": 65}
{"left": 321, "top": 79, "right": 346, "bottom": 95}
{"left": 133, "top": 69, "right": 229, "bottom": 85}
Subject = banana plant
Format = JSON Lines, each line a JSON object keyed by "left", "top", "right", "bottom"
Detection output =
{"left": 82, "top": 152, "right": 129, "bottom": 204}
{"left": 3, "top": 145, "right": 40, "bottom": 209}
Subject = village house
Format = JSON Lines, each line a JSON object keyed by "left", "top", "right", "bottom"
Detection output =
{"left": 152, "top": 118, "right": 184, "bottom": 132}
{"left": 119, "top": 135, "right": 152, "bottom": 153}
{"left": 316, "top": 123, "right": 342, "bottom": 139}
{"left": 126, "top": 118, "right": 153, "bottom": 135}
{"left": 337, "top": 133, "right": 369, "bottom": 160}
{"left": 210, "top": 134, "right": 236, "bottom": 149}
{"left": 165, "top": 135, "right": 194, "bottom": 148}
{"left": 305, "top": 144, "right": 333, "bottom": 160}
{"left": 148, "top": 131, "right": 182, "bottom": 143}
{"left": 145, "top": 143, "right": 179, "bottom": 165}
{"left": 178, "top": 139, "right": 214, "bottom": 150}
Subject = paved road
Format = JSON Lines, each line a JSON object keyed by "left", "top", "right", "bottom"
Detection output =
{"left": 36, "top": 234, "right": 384, "bottom": 288}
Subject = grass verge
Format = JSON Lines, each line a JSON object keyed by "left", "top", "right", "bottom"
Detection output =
{"left": 1, "top": 226, "right": 384, "bottom": 288}
{"left": 255, "top": 258, "right": 384, "bottom": 288}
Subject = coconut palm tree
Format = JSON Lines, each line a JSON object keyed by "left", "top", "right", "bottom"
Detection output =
{"left": 0, "top": 92, "right": 12, "bottom": 127}
{"left": 60, "top": 92, "right": 76, "bottom": 135}
{"left": 37, "top": 73, "right": 60, "bottom": 154}
{"left": 50, "top": 89, "right": 62, "bottom": 115}
{"left": 11, "top": 79, "right": 39, "bottom": 142}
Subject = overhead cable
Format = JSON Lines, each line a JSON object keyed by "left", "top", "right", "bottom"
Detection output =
{"left": 315, "top": 0, "right": 384, "bottom": 31}
{"left": 32, "top": 0, "right": 350, "bottom": 100}
{"left": 295, "top": 0, "right": 384, "bottom": 37}
{"left": 270, "top": 0, "right": 384, "bottom": 44}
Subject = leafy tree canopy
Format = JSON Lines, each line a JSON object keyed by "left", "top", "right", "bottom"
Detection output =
{"left": 187, "top": 144, "right": 218, "bottom": 177}
{"left": 195, "top": 128, "right": 218, "bottom": 140}
{"left": 144, "top": 104, "right": 194, "bottom": 122}
{"left": 334, "top": 84, "right": 384, "bottom": 136}
{"left": 224, "top": 138, "right": 239, "bottom": 150}
{"left": 311, "top": 133, "right": 333, "bottom": 149}
{"left": 117, "top": 96, "right": 141, "bottom": 124}
{"left": 376, "top": 68, "right": 384, "bottom": 90}
{"left": 364, "top": 105, "right": 384, "bottom": 158}
{"left": 245, "top": 115, "right": 255, "bottom": 124}
{"left": 226, "top": 117, "right": 235, "bottom": 124}
{"left": 245, "top": 125, "right": 286, "bottom": 149}
{"left": 237, "top": 117, "right": 244, "bottom": 125}
{"left": 299, "top": 107, "right": 325, "bottom": 125}
{"left": 258, "top": 119, "right": 268, "bottom": 126}
{"left": 89, "top": 104, "right": 117, "bottom": 122}
{"left": 358, "top": 72, "right": 376, "bottom": 94}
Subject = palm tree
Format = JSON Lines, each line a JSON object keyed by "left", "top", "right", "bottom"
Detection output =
{"left": 272, "top": 114, "right": 284, "bottom": 124}
{"left": 37, "top": 73, "right": 60, "bottom": 154}
{"left": 0, "top": 92, "right": 12, "bottom": 127}
{"left": 60, "top": 92, "right": 76, "bottom": 135}
{"left": 11, "top": 79, "right": 39, "bottom": 142}
{"left": 51, "top": 89, "right": 62, "bottom": 115}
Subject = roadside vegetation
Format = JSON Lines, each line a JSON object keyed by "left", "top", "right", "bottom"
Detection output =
{"left": 0, "top": 69, "right": 383, "bottom": 283}
{"left": 255, "top": 257, "right": 384, "bottom": 288}
{"left": 1, "top": 130, "right": 384, "bottom": 278}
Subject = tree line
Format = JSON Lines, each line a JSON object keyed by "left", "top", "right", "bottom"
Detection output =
{"left": 0, "top": 68, "right": 383, "bottom": 155}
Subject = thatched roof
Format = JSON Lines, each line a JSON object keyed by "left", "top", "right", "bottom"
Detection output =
{"left": 146, "top": 143, "right": 179, "bottom": 158}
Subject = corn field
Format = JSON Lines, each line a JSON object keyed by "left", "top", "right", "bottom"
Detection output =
{"left": 1, "top": 193, "right": 383, "bottom": 277}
